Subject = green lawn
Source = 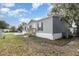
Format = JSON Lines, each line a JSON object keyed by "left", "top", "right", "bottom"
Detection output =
{"left": 0, "top": 33, "right": 79, "bottom": 56}
{"left": 0, "top": 33, "right": 29, "bottom": 56}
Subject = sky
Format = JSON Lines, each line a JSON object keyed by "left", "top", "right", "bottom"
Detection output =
{"left": 0, "top": 3, "right": 53, "bottom": 27}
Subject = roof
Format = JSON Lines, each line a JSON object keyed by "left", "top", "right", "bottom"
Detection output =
{"left": 28, "top": 15, "right": 60, "bottom": 24}
{"left": 37, "top": 15, "right": 59, "bottom": 22}
{"left": 28, "top": 20, "right": 37, "bottom": 24}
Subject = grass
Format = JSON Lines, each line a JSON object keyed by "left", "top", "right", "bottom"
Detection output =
{"left": 0, "top": 33, "right": 79, "bottom": 56}
{"left": 0, "top": 33, "right": 29, "bottom": 56}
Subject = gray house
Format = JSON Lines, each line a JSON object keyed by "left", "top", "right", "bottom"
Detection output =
{"left": 28, "top": 15, "right": 67, "bottom": 40}
{"left": 28, "top": 20, "right": 37, "bottom": 29}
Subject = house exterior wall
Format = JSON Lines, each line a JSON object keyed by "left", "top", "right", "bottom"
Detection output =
{"left": 28, "top": 21, "right": 37, "bottom": 29}
{"left": 37, "top": 17, "right": 53, "bottom": 34}
{"left": 53, "top": 16, "right": 66, "bottom": 33}
{"left": 36, "top": 16, "right": 53, "bottom": 40}
{"left": 53, "top": 16, "right": 67, "bottom": 39}
{"left": 28, "top": 16, "right": 66, "bottom": 40}
{"left": 36, "top": 16, "right": 65, "bottom": 40}
{"left": 3, "top": 29, "right": 10, "bottom": 32}
{"left": 53, "top": 33, "right": 62, "bottom": 39}
{"left": 36, "top": 33, "right": 53, "bottom": 40}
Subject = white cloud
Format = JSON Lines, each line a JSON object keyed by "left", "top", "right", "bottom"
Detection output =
{"left": 34, "top": 15, "right": 48, "bottom": 20}
{"left": 13, "top": 9, "right": 28, "bottom": 14}
{"left": 0, "top": 8, "right": 10, "bottom": 13}
{"left": 1, "top": 3, "right": 15, "bottom": 7}
{"left": 34, "top": 17, "right": 42, "bottom": 20}
{"left": 34, "top": 16, "right": 48, "bottom": 20}
{"left": 0, "top": 8, "right": 28, "bottom": 18}
{"left": 19, "top": 18, "right": 30, "bottom": 23}
{"left": 32, "top": 3, "right": 43, "bottom": 10}
{"left": 48, "top": 4, "right": 53, "bottom": 12}
{"left": 8, "top": 9, "right": 28, "bottom": 17}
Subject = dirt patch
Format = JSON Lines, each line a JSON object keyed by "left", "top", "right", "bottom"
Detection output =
{"left": 24, "top": 37, "right": 79, "bottom": 56}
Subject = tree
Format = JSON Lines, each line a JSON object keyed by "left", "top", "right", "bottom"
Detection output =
{"left": 0, "top": 20, "right": 9, "bottom": 29}
{"left": 0, "top": 17, "right": 9, "bottom": 29}
{"left": 10, "top": 26, "right": 16, "bottom": 32}
{"left": 17, "top": 22, "right": 27, "bottom": 32}
{"left": 17, "top": 25, "right": 23, "bottom": 32}
{"left": 49, "top": 4, "right": 79, "bottom": 36}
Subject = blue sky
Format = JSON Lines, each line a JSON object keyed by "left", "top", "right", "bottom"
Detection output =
{"left": 0, "top": 3, "right": 52, "bottom": 27}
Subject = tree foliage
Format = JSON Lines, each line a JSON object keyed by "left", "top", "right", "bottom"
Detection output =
{"left": 17, "top": 25, "right": 23, "bottom": 32}
{"left": 50, "top": 4, "right": 79, "bottom": 26}
{"left": 17, "top": 22, "right": 27, "bottom": 32}
{"left": 49, "top": 3, "right": 79, "bottom": 35}
{"left": 10, "top": 26, "right": 16, "bottom": 32}
{"left": 0, "top": 20, "right": 9, "bottom": 29}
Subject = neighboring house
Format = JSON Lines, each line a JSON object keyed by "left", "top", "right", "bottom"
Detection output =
{"left": 28, "top": 20, "right": 37, "bottom": 32}
{"left": 22, "top": 23, "right": 28, "bottom": 34}
{"left": 3, "top": 29, "right": 11, "bottom": 32}
{"left": 28, "top": 20, "right": 37, "bottom": 29}
{"left": 27, "top": 15, "right": 68, "bottom": 40}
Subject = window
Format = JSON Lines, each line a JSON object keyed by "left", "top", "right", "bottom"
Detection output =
{"left": 37, "top": 22, "right": 43, "bottom": 31}
{"left": 29, "top": 25, "right": 32, "bottom": 28}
